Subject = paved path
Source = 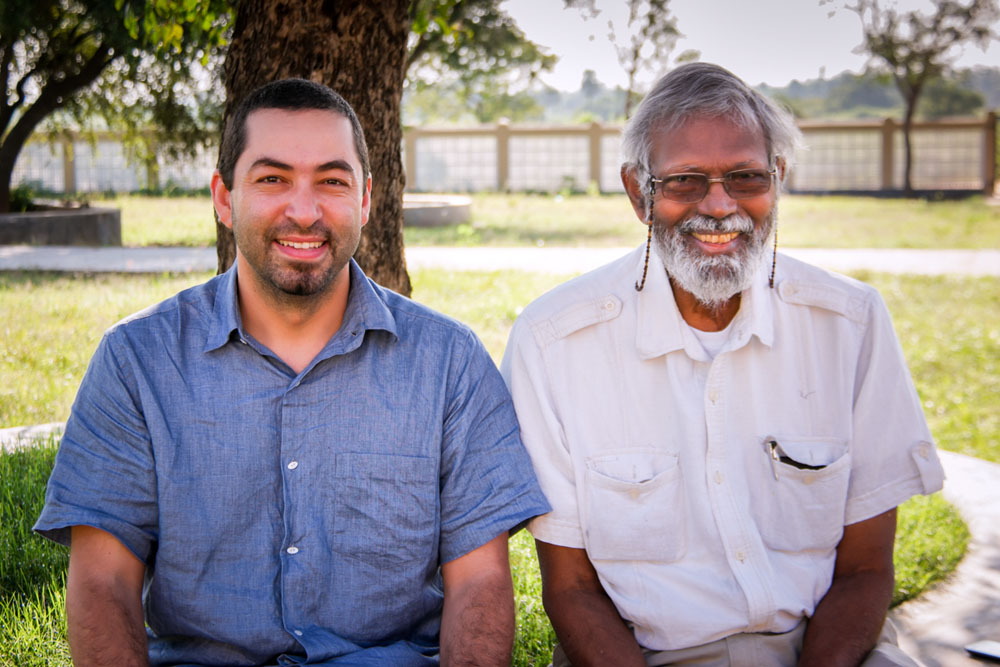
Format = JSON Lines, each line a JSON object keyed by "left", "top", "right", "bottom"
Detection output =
{"left": 1, "top": 244, "right": 999, "bottom": 276}
{"left": 2, "top": 423, "right": 997, "bottom": 666}
{"left": 892, "top": 451, "right": 1000, "bottom": 666}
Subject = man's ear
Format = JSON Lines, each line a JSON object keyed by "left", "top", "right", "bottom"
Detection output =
{"left": 621, "top": 165, "right": 650, "bottom": 222}
{"left": 211, "top": 171, "right": 234, "bottom": 229}
{"left": 360, "top": 174, "right": 372, "bottom": 227}
{"left": 775, "top": 156, "right": 787, "bottom": 183}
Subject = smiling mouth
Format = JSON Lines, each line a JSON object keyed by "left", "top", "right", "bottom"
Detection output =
{"left": 691, "top": 232, "right": 740, "bottom": 244}
{"left": 277, "top": 240, "right": 324, "bottom": 249}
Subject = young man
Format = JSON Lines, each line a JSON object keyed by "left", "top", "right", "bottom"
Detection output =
{"left": 502, "top": 63, "right": 943, "bottom": 667}
{"left": 36, "top": 78, "right": 548, "bottom": 666}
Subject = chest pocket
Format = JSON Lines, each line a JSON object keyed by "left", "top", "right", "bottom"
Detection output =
{"left": 332, "top": 453, "right": 437, "bottom": 566}
{"left": 754, "top": 437, "right": 851, "bottom": 553}
{"left": 583, "top": 448, "right": 686, "bottom": 562}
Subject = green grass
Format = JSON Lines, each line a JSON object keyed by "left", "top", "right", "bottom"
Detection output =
{"left": 100, "top": 193, "right": 1000, "bottom": 250}
{"left": 862, "top": 273, "right": 1000, "bottom": 462}
{"left": 406, "top": 192, "right": 1000, "bottom": 249}
{"left": 0, "top": 268, "right": 987, "bottom": 664}
{"left": 0, "top": 272, "right": 209, "bottom": 428}
{"left": 98, "top": 194, "right": 217, "bottom": 247}
{"left": 0, "top": 441, "right": 72, "bottom": 667}
{"left": 892, "top": 494, "right": 970, "bottom": 607}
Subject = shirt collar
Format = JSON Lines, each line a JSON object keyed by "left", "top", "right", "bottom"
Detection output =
{"left": 204, "top": 258, "right": 398, "bottom": 354}
{"left": 634, "top": 247, "right": 774, "bottom": 360}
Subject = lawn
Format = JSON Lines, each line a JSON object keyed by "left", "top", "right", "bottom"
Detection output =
{"left": 99, "top": 192, "right": 1000, "bottom": 250}
{"left": 0, "top": 267, "right": 989, "bottom": 665}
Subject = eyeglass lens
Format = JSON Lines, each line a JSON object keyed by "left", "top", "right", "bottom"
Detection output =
{"left": 659, "top": 169, "right": 773, "bottom": 202}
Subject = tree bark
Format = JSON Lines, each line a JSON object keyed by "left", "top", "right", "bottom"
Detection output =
{"left": 219, "top": 0, "right": 412, "bottom": 295}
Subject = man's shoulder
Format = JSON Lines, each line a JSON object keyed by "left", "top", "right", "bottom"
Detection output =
{"left": 370, "top": 279, "right": 477, "bottom": 344}
{"left": 773, "top": 253, "right": 882, "bottom": 325}
{"left": 515, "top": 246, "right": 642, "bottom": 342}
{"left": 105, "top": 274, "right": 223, "bottom": 340}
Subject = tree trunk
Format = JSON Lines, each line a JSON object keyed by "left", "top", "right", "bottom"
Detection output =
{"left": 219, "top": 0, "right": 412, "bottom": 296}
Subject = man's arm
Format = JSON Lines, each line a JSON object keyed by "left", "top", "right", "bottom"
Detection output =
{"left": 536, "top": 540, "right": 646, "bottom": 667}
{"left": 440, "top": 532, "right": 515, "bottom": 667}
{"left": 798, "top": 508, "right": 897, "bottom": 667}
{"left": 66, "top": 525, "right": 148, "bottom": 667}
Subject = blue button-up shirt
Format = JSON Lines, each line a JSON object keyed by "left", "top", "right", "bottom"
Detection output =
{"left": 36, "top": 259, "right": 549, "bottom": 666}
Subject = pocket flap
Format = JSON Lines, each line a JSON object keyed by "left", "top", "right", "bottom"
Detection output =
{"left": 586, "top": 448, "right": 678, "bottom": 484}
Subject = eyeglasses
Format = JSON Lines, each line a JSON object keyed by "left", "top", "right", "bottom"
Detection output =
{"left": 649, "top": 167, "right": 777, "bottom": 203}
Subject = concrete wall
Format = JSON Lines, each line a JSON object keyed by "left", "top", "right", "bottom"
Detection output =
{"left": 0, "top": 207, "right": 121, "bottom": 246}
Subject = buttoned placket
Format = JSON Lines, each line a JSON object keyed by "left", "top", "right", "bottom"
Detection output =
{"left": 703, "top": 348, "right": 777, "bottom": 631}
{"left": 277, "top": 348, "right": 346, "bottom": 646}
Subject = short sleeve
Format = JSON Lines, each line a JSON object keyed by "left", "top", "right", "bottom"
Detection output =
{"left": 33, "top": 329, "right": 158, "bottom": 562}
{"left": 437, "top": 329, "right": 550, "bottom": 564}
{"left": 844, "top": 291, "right": 944, "bottom": 524}
{"left": 500, "top": 317, "right": 585, "bottom": 548}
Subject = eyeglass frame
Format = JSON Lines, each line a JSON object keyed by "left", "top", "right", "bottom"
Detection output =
{"left": 647, "top": 166, "right": 778, "bottom": 203}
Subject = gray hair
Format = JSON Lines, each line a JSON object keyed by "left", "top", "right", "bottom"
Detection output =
{"left": 621, "top": 63, "right": 802, "bottom": 189}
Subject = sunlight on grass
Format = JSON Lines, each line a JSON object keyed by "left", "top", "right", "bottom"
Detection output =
{"left": 101, "top": 192, "right": 1000, "bottom": 250}
{"left": 893, "top": 493, "right": 970, "bottom": 607}
{"left": 864, "top": 273, "right": 1000, "bottom": 462}
{"left": 0, "top": 272, "right": 209, "bottom": 428}
{"left": 99, "top": 194, "right": 217, "bottom": 247}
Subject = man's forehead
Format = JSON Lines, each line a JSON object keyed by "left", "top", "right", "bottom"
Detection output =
{"left": 239, "top": 107, "right": 359, "bottom": 170}
{"left": 651, "top": 115, "right": 768, "bottom": 167}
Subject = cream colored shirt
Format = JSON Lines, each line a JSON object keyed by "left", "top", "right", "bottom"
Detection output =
{"left": 501, "top": 245, "right": 944, "bottom": 651}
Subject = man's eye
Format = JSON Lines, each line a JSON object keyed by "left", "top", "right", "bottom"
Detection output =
{"left": 258, "top": 175, "right": 282, "bottom": 183}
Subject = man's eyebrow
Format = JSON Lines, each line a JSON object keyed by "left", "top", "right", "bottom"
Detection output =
{"left": 248, "top": 157, "right": 293, "bottom": 171}
{"left": 246, "top": 158, "right": 355, "bottom": 174}
{"left": 316, "top": 159, "right": 355, "bottom": 174}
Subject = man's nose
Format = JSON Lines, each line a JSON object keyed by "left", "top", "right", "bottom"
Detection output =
{"left": 697, "top": 181, "right": 738, "bottom": 219}
{"left": 284, "top": 183, "right": 321, "bottom": 225}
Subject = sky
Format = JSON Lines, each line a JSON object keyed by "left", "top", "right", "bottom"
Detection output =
{"left": 502, "top": 0, "right": 1000, "bottom": 91}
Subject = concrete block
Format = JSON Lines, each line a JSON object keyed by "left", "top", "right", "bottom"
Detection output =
{"left": 0, "top": 207, "right": 121, "bottom": 246}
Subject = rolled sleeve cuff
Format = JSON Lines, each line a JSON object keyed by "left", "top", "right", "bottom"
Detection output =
{"left": 34, "top": 506, "right": 153, "bottom": 563}
{"left": 845, "top": 440, "right": 945, "bottom": 525}
{"left": 526, "top": 514, "right": 585, "bottom": 549}
{"left": 440, "top": 490, "right": 551, "bottom": 564}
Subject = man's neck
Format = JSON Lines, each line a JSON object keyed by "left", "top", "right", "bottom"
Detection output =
{"left": 236, "top": 260, "right": 352, "bottom": 374}
{"left": 670, "top": 280, "right": 741, "bottom": 332}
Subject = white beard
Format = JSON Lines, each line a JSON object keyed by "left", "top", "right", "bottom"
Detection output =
{"left": 652, "top": 208, "right": 776, "bottom": 309}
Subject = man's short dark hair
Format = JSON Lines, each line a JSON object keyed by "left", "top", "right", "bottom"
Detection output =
{"left": 217, "top": 78, "right": 371, "bottom": 189}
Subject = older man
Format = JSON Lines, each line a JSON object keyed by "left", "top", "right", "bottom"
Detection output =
{"left": 502, "top": 63, "right": 943, "bottom": 667}
{"left": 36, "top": 78, "right": 548, "bottom": 666}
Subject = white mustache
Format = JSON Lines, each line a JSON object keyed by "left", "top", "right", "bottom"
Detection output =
{"left": 677, "top": 214, "right": 754, "bottom": 236}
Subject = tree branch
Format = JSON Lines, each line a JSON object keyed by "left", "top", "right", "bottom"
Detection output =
{"left": 0, "top": 43, "right": 115, "bottom": 170}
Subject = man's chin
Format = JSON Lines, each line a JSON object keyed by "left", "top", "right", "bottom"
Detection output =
{"left": 268, "top": 265, "right": 340, "bottom": 297}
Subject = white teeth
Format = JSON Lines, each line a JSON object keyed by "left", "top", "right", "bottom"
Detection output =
{"left": 278, "top": 240, "right": 323, "bottom": 249}
{"left": 693, "top": 232, "right": 739, "bottom": 244}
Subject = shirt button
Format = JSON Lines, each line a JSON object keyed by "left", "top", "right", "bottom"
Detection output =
{"left": 735, "top": 550, "right": 746, "bottom": 562}
{"left": 287, "top": 461, "right": 298, "bottom": 470}
{"left": 709, "top": 391, "right": 718, "bottom": 404}
{"left": 714, "top": 471, "right": 724, "bottom": 485}
{"left": 286, "top": 546, "right": 299, "bottom": 555}
{"left": 294, "top": 630, "right": 303, "bottom": 637}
